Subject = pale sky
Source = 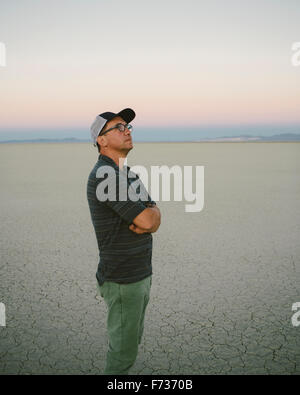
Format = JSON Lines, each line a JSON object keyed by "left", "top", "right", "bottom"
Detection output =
{"left": 0, "top": 0, "right": 300, "bottom": 134}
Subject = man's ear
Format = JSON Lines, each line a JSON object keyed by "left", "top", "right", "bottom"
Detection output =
{"left": 97, "top": 135, "right": 107, "bottom": 148}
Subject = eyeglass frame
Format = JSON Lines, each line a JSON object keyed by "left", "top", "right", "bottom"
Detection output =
{"left": 99, "top": 123, "right": 133, "bottom": 137}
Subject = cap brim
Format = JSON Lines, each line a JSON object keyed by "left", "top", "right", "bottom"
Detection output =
{"left": 116, "top": 108, "right": 136, "bottom": 124}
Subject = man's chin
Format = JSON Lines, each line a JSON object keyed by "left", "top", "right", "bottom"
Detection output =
{"left": 121, "top": 144, "right": 133, "bottom": 155}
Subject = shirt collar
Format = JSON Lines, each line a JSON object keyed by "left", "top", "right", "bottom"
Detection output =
{"left": 98, "top": 154, "right": 130, "bottom": 172}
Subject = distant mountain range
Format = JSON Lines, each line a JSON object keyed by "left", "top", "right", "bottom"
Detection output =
{"left": 0, "top": 137, "right": 86, "bottom": 143}
{"left": 198, "top": 133, "right": 300, "bottom": 142}
{"left": 0, "top": 133, "right": 300, "bottom": 143}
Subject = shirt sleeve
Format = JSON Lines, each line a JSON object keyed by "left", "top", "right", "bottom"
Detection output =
{"left": 96, "top": 167, "right": 147, "bottom": 225}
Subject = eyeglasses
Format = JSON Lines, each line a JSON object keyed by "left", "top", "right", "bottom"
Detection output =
{"left": 100, "top": 123, "right": 133, "bottom": 136}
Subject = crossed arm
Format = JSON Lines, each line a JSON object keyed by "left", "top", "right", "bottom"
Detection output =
{"left": 129, "top": 204, "right": 161, "bottom": 234}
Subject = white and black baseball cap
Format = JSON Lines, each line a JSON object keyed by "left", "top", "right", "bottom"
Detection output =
{"left": 90, "top": 108, "right": 136, "bottom": 146}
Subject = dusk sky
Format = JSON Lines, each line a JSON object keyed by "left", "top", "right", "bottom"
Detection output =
{"left": 0, "top": 0, "right": 300, "bottom": 139}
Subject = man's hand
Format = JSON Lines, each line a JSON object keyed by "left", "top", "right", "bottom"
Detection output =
{"left": 129, "top": 205, "right": 161, "bottom": 234}
{"left": 129, "top": 223, "right": 149, "bottom": 234}
{"left": 145, "top": 202, "right": 156, "bottom": 208}
{"left": 131, "top": 205, "right": 161, "bottom": 234}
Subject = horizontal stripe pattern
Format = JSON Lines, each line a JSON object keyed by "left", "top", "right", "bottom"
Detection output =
{"left": 87, "top": 154, "right": 154, "bottom": 285}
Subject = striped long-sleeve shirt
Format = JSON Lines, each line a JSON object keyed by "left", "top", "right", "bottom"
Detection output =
{"left": 87, "top": 154, "right": 155, "bottom": 285}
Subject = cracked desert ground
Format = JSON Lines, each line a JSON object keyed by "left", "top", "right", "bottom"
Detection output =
{"left": 0, "top": 142, "right": 299, "bottom": 375}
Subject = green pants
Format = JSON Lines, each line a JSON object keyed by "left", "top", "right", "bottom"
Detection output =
{"left": 97, "top": 275, "right": 152, "bottom": 375}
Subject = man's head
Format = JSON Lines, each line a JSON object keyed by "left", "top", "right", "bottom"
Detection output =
{"left": 90, "top": 108, "right": 135, "bottom": 152}
{"left": 96, "top": 116, "right": 133, "bottom": 156}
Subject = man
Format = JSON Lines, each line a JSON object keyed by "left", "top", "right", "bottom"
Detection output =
{"left": 87, "top": 108, "right": 161, "bottom": 375}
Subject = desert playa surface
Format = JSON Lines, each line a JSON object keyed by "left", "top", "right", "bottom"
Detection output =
{"left": 0, "top": 142, "right": 299, "bottom": 374}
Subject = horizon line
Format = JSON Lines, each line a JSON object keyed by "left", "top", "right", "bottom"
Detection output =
{"left": 1, "top": 132, "right": 300, "bottom": 144}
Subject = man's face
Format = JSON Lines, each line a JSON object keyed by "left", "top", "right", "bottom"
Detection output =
{"left": 97, "top": 116, "right": 133, "bottom": 153}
